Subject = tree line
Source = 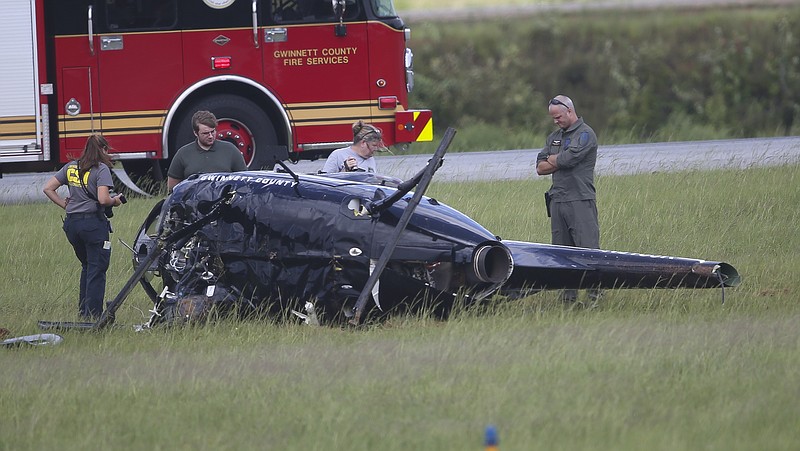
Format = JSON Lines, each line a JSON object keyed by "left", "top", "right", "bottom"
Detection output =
{"left": 408, "top": 6, "right": 800, "bottom": 144}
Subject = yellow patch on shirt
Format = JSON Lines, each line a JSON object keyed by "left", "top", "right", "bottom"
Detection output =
{"left": 65, "top": 166, "right": 90, "bottom": 187}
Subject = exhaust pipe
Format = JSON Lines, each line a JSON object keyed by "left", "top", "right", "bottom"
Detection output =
{"left": 471, "top": 241, "right": 514, "bottom": 284}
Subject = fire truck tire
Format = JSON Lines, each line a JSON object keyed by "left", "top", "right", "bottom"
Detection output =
{"left": 172, "top": 94, "right": 278, "bottom": 171}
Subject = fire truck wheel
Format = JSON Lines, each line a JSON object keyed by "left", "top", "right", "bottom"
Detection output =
{"left": 173, "top": 94, "right": 279, "bottom": 171}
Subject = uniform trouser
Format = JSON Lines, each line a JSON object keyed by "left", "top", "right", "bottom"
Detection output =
{"left": 63, "top": 215, "right": 111, "bottom": 319}
{"left": 550, "top": 199, "right": 600, "bottom": 302}
{"left": 550, "top": 199, "right": 599, "bottom": 248}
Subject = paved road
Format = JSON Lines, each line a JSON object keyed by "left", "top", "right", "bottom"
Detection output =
{"left": 2, "top": 136, "right": 799, "bottom": 204}
{"left": 289, "top": 136, "right": 800, "bottom": 182}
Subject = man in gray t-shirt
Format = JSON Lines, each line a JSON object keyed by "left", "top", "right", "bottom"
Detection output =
{"left": 167, "top": 110, "right": 247, "bottom": 192}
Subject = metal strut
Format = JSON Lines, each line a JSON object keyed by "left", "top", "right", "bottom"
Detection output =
{"left": 350, "top": 127, "right": 457, "bottom": 325}
{"left": 38, "top": 188, "right": 236, "bottom": 332}
{"left": 94, "top": 187, "right": 236, "bottom": 329}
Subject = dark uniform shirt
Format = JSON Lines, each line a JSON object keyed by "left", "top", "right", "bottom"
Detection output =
{"left": 537, "top": 117, "right": 598, "bottom": 203}
{"left": 168, "top": 139, "right": 247, "bottom": 181}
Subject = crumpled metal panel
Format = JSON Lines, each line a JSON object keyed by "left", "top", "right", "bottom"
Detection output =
{"left": 156, "top": 171, "right": 502, "bottom": 320}
{"left": 138, "top": 170, "right": 738, "bottom": 326}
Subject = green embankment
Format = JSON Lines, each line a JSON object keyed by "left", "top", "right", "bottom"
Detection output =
{"left": 404, "top": 4, "right": 800, "bottom": 152}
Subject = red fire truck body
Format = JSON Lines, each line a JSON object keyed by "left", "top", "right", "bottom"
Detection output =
{"left": 0, "top": 0, "right": 432, "bottom": 184}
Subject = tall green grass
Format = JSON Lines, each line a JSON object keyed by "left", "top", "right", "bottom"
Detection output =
{"left": 1, "top": 164, "right": 798, "bottom": 450}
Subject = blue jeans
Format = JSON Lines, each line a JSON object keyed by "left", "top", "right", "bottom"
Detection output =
{"left": 63, "top": 214, "right": 111, "bottom": 319}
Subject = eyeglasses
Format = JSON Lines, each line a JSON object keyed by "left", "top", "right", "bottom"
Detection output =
{"left": 549, "top": 98, "right": 570, "bottom": 109}
{"left": 197, "top": 129, "right": 216, "bottom": 137}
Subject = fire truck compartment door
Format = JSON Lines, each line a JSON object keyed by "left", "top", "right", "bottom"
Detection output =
{"left": 60, "top": 67, "right": 98, "bottom": 153}
{"left": 0, "top": 0, "right": 42, "bottom": 157}
{"left": 262, "top": 22, "right": 372, "bottom": 142}
{"left": 96, "top": 29, "right": 181, "bottom": 155}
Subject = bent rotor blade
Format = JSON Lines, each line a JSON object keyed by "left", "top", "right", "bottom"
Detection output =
{"left": 350, "top": 127, "right": 457, "bottom": 325}
{"left": 92, "top": 240, "right": 166, "bottom": 330}
{"left": 2, "top": 333, "right": 64, "bottom": 348}
{"left": 37, "top": 189, "right": 236, "bottom": 332}
{"left": 111, "top": 168, "right": 151, "bottom": 197}
{"left": 38, "top": 321, "right": 95, "bottom": 331}
{"left": 94, "top": 187, "right": 236, "bottom": 330}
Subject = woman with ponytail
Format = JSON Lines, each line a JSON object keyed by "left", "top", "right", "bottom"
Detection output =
{"left": 43, "top": 134, "right": 124, "bottom": 320}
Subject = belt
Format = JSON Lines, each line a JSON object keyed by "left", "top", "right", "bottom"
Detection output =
{"left": 66, "top": 212, "right": 102, "bottom": 219}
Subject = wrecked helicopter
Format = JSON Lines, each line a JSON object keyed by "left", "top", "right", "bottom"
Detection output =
{"left": 40, "top": 128, "right": 741, "bottom": 331}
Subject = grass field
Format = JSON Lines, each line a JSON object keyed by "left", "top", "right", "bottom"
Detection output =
{"left": 1, "top": 163, "right": 799, "bottom": 450}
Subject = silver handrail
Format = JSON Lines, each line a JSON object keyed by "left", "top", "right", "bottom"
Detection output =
{"left": 252, "top": 0, "right": 259, "bottom": 48}
{"left": 87, "top": 5, "right": 95, "bottom": 55}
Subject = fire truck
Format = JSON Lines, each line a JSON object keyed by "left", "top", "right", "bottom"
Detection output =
{"left": 0, "top": 0, "right": 432, "bottom": 191}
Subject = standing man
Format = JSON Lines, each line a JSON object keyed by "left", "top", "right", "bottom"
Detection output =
{"left": 167, "top": 110, "right": 247, "bottom": 193}
{"left": 536, "top": 95, "right": 601, "bottom": 305}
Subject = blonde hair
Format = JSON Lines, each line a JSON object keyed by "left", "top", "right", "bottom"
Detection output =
{"left": 352, "top": 120, "right": 382, "bottom": 144}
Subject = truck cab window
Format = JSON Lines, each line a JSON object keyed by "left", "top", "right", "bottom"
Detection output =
{"left": 371, "top": 0, "right": 397, "bottom": 18}
{"left": 272, "top": 0, "right": 360, "bottom": 24}
{"left": 106, "top": 0, "right": 177, "bottom": 31}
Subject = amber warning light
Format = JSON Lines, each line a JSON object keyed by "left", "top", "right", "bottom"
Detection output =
{"left": 212, "top": 56, "right": 232, "bottom": 70}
